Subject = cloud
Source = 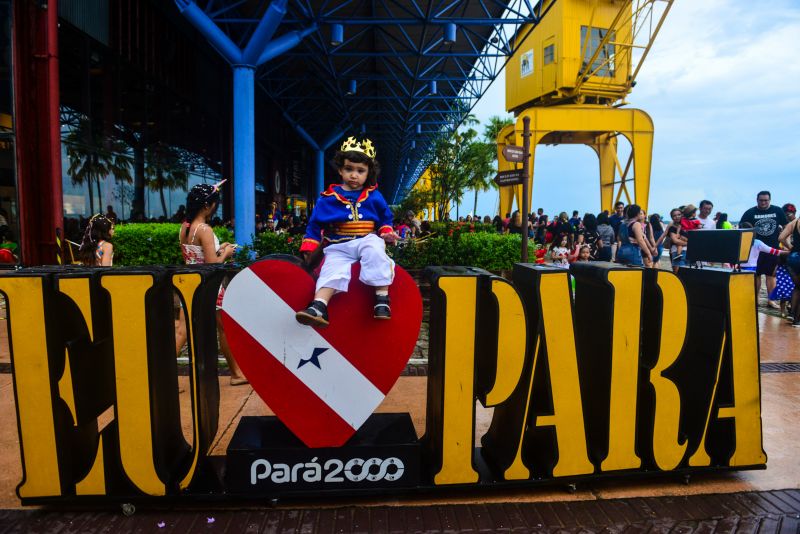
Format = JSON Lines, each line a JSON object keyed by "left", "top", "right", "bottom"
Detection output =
{"left": 465, "top": 1, "right": 799, "bottom": 220}
{"left": 637, "top": 0, "right": 800, "bottom": 105}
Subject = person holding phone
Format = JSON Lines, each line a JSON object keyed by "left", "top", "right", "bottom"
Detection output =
{"left": 177, "top": 181, "right": 248, "bottom": 386}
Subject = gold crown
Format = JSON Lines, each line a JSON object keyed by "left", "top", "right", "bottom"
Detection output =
{"left": 340, "top": 136, "right": 376, "bottom": 159}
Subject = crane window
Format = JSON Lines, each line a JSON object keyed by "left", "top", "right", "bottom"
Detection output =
{"left": 543, "top": 44, "right": 555, "bottom": 65}
{"left": 580, "top": 26, "right": 615, "bottom": 77}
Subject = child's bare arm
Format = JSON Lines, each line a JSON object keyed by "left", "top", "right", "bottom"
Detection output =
{"left": 100, "top": 242, "right": 113, "bottom": 266}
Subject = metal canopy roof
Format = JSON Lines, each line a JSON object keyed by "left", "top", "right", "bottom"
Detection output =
{"left": 189, "top": 0, "right": 545, "bottom": 202}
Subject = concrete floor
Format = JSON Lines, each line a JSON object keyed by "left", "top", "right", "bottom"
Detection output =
{"left": 0, "top": 312, "right": 798, "bottom": 510}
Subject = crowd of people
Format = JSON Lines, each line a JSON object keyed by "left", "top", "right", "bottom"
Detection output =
{"left": 475, "top": 192, "right": 798, "bottom": 327}
{"left": 71, "top": 186, "right": 800, "bottom": 330}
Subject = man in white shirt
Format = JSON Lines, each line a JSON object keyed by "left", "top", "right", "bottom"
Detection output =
{"left": 698, "top": 200, "right": 716, "bottom": 230}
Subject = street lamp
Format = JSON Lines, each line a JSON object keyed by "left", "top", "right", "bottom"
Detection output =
{"left": 346, "top": 79, "right": 357, "bottom": 95}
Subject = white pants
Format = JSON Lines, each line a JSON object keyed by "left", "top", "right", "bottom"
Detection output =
{"left": 317, "top": 233, "right": 395, "bottom": 292}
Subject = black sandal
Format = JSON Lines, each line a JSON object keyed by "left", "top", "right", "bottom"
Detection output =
{"left": 296, "top": 300, "right": 330, "bottom": 327}
{"left": 374, "top": 295, "right": 391, "bottom": 320}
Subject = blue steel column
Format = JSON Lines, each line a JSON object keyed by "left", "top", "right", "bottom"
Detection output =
{"left": 280, "top": 111, "right": 344, "bottom": 201}
{"left": 176, "top": 0, "right": 314, "bottom": 249}
{"left": 233, "top": 66, "right": 255, "bottom": 247}
{"left": 316, "top": 128, "right": 346, "bottom": 199}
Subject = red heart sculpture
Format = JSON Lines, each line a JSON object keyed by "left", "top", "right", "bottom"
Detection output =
{"left": 220, "top": 258, "right": 422, "bottom": 448}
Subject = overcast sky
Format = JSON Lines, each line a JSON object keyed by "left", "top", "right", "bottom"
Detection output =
{"left": 461, "top": 0, "right": 800, "bottom": 221}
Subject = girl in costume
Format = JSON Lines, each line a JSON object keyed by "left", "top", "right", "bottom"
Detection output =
{"left": 768, "top": 260, "right": 795, "bottom": 319}
{"left": 549, "top": 234, "right": 570, "bottom": 268}
{"left": 78, "top": 214, "right": 114, "bottom": 266}
{"left": 176, "top": 181, "right": 248, "bottom": 386}
{"left": 296, "top": 136, "right": 399, "bottom": 327}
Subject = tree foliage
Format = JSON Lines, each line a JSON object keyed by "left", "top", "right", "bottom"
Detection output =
{"left": 483, "top": 115, "right": 515, "bottom": 146}
{"left": 392, "top": 187, "right": 432, "bottom": 221}
{"left": 144, "top": 142, "right": 189, "bottom": 218}
{"left": 424, "top": 114, "right": 515, "bottom": 220}
{"left": 426, "top": 115, "right": 481, "bottom": 220}
{"left": 64, "top": 118, "right": 133, "bottom": 215}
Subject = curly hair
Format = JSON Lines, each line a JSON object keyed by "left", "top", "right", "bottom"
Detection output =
{"left": 184, "top": 183, "right": 221, "bottom": 237}
{"left": 78, "top": 214, "right": 114, "bottom": 265}
{"left": 331, "top": 145, "right": 381, "bottom": 186}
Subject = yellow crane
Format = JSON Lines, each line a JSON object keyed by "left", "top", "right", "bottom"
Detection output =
{"left": 499, "top": 0, "right": 674, "bottom": 215}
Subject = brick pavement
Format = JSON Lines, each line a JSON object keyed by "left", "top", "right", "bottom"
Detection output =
{"left": 0, "top": 490, "right": 798, "bottom": 532}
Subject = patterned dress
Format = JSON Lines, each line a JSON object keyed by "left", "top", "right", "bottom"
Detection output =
{"left": 181, "top": 223, "right": 225, "bottom": 308}
{"left": 769, "top": 266, "right": 795, "bottom": 301}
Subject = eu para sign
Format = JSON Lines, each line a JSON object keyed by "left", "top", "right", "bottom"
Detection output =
{"left": 0, "top": 259, "right": 765, "bottom": 503}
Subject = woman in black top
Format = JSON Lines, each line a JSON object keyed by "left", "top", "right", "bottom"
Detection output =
{"left": 492, "top": 215, "right": 504, "bottom": 234}
{"left": 580, "top": 213, "right": 603, "bottom": 260}
{"left": 553, "top": 212, "right": 574, "bottom": 245}
{"left": 649, "top": 213, "right": 665, "bottom": 264}
{"left": 508, "top": 211, "right": 523, "bottom": 235}
{"left": 596, "top": 212, "right": 615, "bottom": 261}
{"left": 666, "top": 208, "right": 689, "bottom": 273}
{"left": 535, "top": 214, "right": 549, "bottom": 244}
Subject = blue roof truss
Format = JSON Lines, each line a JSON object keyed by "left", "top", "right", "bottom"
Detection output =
{"left": 182, "top": 0, "right": 546, "bottom": 203}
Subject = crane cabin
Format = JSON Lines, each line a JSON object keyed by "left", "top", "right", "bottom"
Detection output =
{"left": 506, "top": 0, "right": 635, "bottom": 112}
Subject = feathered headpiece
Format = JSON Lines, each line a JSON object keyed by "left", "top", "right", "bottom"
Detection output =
{"left": 188, "top": 179, "right": 226, "bottom": 204}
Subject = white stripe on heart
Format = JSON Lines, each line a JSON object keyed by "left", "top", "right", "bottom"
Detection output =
{"left": 222, "top": 267, "right": 385, "bottom": 430}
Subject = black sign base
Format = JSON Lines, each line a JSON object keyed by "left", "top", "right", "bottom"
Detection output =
{"left": 225, "top": 413, "right": 421, "bottom": 495}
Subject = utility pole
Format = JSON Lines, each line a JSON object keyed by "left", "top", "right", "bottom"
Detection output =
{"left": 521, "top": 116, "right": 531, "bottom": 263}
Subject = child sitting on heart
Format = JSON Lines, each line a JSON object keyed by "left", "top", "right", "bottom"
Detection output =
{"left": 295, "top": 136, "right": 400, "bottom": 328}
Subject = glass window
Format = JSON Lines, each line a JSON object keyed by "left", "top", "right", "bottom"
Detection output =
{"left": 0, "top": 0, "right": 12, "bottom": 132}
{"left": 543, "top": 44, "right": 555, "bottom": 65}
{"left": 580, "top": 26, "right": 615, "bottom": 77}
{"left": 58, "top": 15, "right": 227, "bottom": 233}
{"left": 0, "top": 0, "right": 16, "bottom": 244}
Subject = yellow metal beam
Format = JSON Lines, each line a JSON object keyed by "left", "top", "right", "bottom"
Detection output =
{"left": 507, "top": 105, "right": 654, "bottom": 213}
{"left": 496, "top": 123, "right": 521, "bottom": 218}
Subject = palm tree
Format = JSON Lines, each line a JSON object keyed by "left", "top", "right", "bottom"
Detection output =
{"left": 482, "top": 115, "right": 514, "bottom": 147}
{"left": 64, "top": 119, "right": 133, "bottom": 215}
{"left": 476, "top": 115, "right": 515, "bottom": 216}
{"left": 114, "top": 182, "right": 134, "bottom": 221}
{"left": 464, "top": 141, "right": 496, "bottom": 218}
{"left": 145, "top": 142, "right": 189, "bottom": 218}
{"left": 427, "top": 127, "right": 478, "bottom": 220}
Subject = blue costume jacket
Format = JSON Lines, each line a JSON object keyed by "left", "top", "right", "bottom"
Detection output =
{"left": 300, "top": 184, "right": 394, "bottom": 252}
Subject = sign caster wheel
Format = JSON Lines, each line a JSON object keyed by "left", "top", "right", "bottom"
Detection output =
{"left": 121, "top": 503, "right": 136, "bottom": 516}
{"left": 269, "top": 498, "right": 279, "bottom": 508}
{"left": 565, "top": 483, "right": 577, "bottom": 494}
{"left": 683, "top": 474, "right": 691, "bottom": 486}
